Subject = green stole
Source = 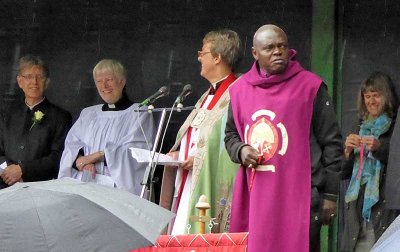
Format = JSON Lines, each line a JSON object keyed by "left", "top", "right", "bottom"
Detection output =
{"left": 160, "top": 75, "right": 240, "bottom": 233}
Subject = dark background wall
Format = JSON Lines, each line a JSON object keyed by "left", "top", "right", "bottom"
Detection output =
{"left": 340, "top": 0, "right": 400, "bottom": 136}
{"left": 0, "top": 0, "right": 312, "bottom": 128}
{"left": 2, "top": 1, "right": 400, "bottom": 142}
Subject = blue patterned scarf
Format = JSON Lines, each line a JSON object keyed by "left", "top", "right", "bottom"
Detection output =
{"left": 345, "top": 113, "right": 391, "bottom": 221}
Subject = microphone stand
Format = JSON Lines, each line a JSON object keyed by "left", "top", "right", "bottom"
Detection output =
{"left": 134, "top": 106, "right": 195, "bottom": 113}
{"left": 139, "top": 104, "right": 195, "bottom": 200}
{"left": 140, "top": 108, "right": 166, "bottom": 199}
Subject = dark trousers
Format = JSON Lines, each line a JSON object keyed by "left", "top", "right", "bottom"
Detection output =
{"left": 310, "top": 207, "right": 322, "bottom": 252}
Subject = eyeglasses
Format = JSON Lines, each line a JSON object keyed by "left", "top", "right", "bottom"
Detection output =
{"left": 197, "top": 51, "right": 212, "bottom": 57}
{"left": 20, "top": 74, "right": 47, "bottom": 81}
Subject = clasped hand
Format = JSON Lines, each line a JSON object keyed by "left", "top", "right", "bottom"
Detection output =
{"left": 240, "top": 145, "right": 260, "bottom": 168}
{"left": 0, "top": 164, "right": 23, "bottom": 186}
{"left": 344, "top": 134, "right": 380, "bottom": 159}
{"left": 75, "top": 151, "right": 105, "bottom": 178}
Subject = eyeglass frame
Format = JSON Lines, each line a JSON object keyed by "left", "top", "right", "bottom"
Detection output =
{"left": 197, "top": 51, "right": 212, "bottom": 57}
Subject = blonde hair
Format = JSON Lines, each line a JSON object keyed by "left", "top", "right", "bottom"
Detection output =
{"left": 93, "top": 59, "right": 126, "bottom": 82}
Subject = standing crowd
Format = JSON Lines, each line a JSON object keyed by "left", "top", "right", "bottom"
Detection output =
{"left": 1, "top": 24, "right": 399, "bottom": 252}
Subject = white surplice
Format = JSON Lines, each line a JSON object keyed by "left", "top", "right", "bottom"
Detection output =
{"left": 58, "top": 104, "right": 155, "bottom": 195}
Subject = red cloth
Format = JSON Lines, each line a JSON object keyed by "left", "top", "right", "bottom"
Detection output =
{"left": 131, "top": 232, "right": 248, "bottom": 252}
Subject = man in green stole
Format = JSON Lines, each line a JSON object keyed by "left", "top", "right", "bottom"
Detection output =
{"left": 160, "top": 29, "right": 241, "bottom": 234}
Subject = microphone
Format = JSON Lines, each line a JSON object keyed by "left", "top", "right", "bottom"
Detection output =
{"left": 174, "top": 84, "right": 192, "bottom": 104}
{"left": 139, "top": 86, "right": 169, "bottom": 107}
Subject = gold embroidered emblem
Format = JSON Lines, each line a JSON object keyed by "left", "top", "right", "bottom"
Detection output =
{"left": 197, "top": 138, "right": 205, "bottom": 148}
{"left": 219, "top": 100, "right": 228, "bottom": 109}
{"left": 192, "top": 109, "right": 206, "bottom": 127}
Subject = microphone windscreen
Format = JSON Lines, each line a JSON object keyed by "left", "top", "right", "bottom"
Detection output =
{"left": 159, "top": 86, "right": 169, "bottom": 94}
{"left": 183, "top": 84, "right": 192, "bottom": 92}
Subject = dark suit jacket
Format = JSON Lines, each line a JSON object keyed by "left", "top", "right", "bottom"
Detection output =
{"left": 0, "top": 98, "right": 72, "bottom": 188}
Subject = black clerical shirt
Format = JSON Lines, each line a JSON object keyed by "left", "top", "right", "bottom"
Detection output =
{"left": 101, "top": 93, "right": 133, "bottom": 111}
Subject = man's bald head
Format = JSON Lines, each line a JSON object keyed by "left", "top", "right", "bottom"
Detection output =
{"left": 253, "top": 24, "right": 288, "bottom": 48}
{"left": 252, "top": 24, "right": 289, "bottom": 75}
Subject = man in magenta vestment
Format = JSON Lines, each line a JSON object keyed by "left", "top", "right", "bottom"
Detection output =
{"left": 224, "top": 24, "right": 343, "bottom": 251}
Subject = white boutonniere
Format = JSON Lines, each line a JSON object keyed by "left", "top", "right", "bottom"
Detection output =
{"left": 30, "top": 110, "right": 45, "bottom": 130}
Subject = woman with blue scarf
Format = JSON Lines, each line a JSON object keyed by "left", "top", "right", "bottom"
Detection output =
{"left": 340, "top": 72, "right": 399, "bottom": 252}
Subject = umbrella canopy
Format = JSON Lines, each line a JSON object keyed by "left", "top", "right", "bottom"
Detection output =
{"left": 0, "top": 178, "right": 174, "bottom": 252}
{"left": 371, "top": 215, "right": 400, "bottom": 252}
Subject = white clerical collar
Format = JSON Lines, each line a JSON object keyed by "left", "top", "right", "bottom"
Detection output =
{"left": 211, "top": 75, "right": 229, "bottom": 89}
{"left": 25, "top": 97, "right": 45, "bottom": 110}
{"left": 108, "top": 104, "right": 116, "bottom": 109}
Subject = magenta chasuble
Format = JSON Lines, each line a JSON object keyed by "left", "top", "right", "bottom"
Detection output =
{"left": 229, "top": 57, "right": 322, "bottom": 251}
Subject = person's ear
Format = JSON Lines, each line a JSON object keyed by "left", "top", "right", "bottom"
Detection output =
{"left": 252, "top": 47, "right": 258, "bottom": 61}
{"left": 120, "top": 79, "right": 126, "bottom": 87}
{"left": 16, "top": 75, "right": 23, "bottom": 89}
{"left": 44, "top": 78, "right": 50, "bottom": 89}
{"left": 214, "top": 53, "right": 222, "bottom": 64}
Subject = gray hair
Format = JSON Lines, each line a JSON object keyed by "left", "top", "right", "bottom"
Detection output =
{"left": 203, "top": 29, "right": 241, "bottom": 69}
{"left": 18, "top": 55, "right": 49, "bottom": 77}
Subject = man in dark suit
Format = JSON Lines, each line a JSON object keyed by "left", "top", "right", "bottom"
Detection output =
{"left": 0, "top": 55, "right": 72, "bottom": 188}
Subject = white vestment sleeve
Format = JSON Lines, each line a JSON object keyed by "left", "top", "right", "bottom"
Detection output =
{"left": 58, "top": 104, "right": 156, "bottom": 195}
{"left": 105, "top": 110, "right": 155, "bottom": 195}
